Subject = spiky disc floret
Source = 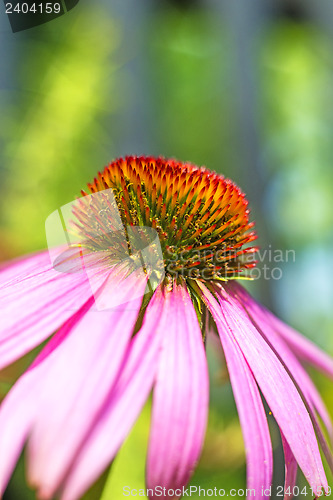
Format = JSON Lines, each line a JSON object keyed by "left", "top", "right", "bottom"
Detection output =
{"left": 80, "top": 156, "right": 258, "bottom": 281}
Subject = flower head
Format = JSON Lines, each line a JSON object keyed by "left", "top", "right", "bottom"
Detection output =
{"left": 80, "top": 156, "right": 257, "bottom": 281}
{"left": 0, "top": 156, "right": 332, "bottom": 500}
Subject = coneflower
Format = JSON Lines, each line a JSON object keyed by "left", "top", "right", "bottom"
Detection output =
{"left": 0, "top": 156, "right": 332, "bottom": 500}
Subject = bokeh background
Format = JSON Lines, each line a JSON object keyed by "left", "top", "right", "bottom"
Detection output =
{"left": 1, "top": 0, "right": 333, "bottom": 498}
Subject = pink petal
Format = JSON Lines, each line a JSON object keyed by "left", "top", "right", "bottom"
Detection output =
{"left": 197, "top": 282, "right": 328, "bottom": 497}
{"left": 26, "top": 268, "right": 148, "bottom": 499}
{"left": 281, "top": 433, "right": 298, "bottom": 500}
{"left": 0, "top": 250, "right": 48, "bottom": 281}
{"left": 0, "top": 369, "right": 40, "bottom": 496}
{"left": 0, "top": 297, "right": 93, "bottom": 496}
{"left": 60, "top": 286, "right": 166, "bottom": 500}
{"left": 228, "top": 283, "right": 333, "bottom": 475}
{"left": 214, "top": 312, "right": 273, "bottom": 498}
{"left": 227, "top": 282, "right": 333, "bottom": 441}
{"left": 0, "top": 249, "right": 101, "bottom": 369}
{"left": 146, "top": 283, "right": 209, "bottom": 498}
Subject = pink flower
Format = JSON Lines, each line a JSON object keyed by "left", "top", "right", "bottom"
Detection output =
{"left": 0, "top": 156, "right": 332, "bottom": 500}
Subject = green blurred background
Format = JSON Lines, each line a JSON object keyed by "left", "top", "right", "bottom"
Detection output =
{"left": 0, "top": 0, "right": 333, "bottom": 498}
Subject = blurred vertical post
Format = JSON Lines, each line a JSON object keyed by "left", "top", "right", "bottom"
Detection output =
{"left": 0, "top": 11, "right": 14, "bottom": 179}
{"left": 302, "top": 0, "right": 333, "bottom": 34}
{"left": 102, "top": 0, "right": 156, "bottom": 157}
{"left": 0, "top": 9, "right": 16, "bottom": 259}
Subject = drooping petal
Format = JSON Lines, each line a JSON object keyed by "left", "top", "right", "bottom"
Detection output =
{"left": 227, "top": 282, "right": 333, "bottom": 441}
{"left": 197, "top": 282, "right": 328, "bottom": 497}
{"left": 281, "top": 433, "right": 298, "bottom": 500}
{"left": 60, "top": 286, "right": 166, "bottom": 500}
{"left": 0, "top": 249, "right": 104, "bottom": 369}
{"left": 26, "top": 267, "right": 148, "bottom": 499}
{"left": 229, "top": 283, "right": 333, "bottom": 476}
{"left": 247, "top": 327, "right": 333, "bottom": 480}
{"left": 0, "top": 297, "right": 93, "bottom": 497}
{"left": 215, "top": 311, "right": 273, "bottom": 498}
{"left": 146, "top": 282, "right": 209, "bottom": 498}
